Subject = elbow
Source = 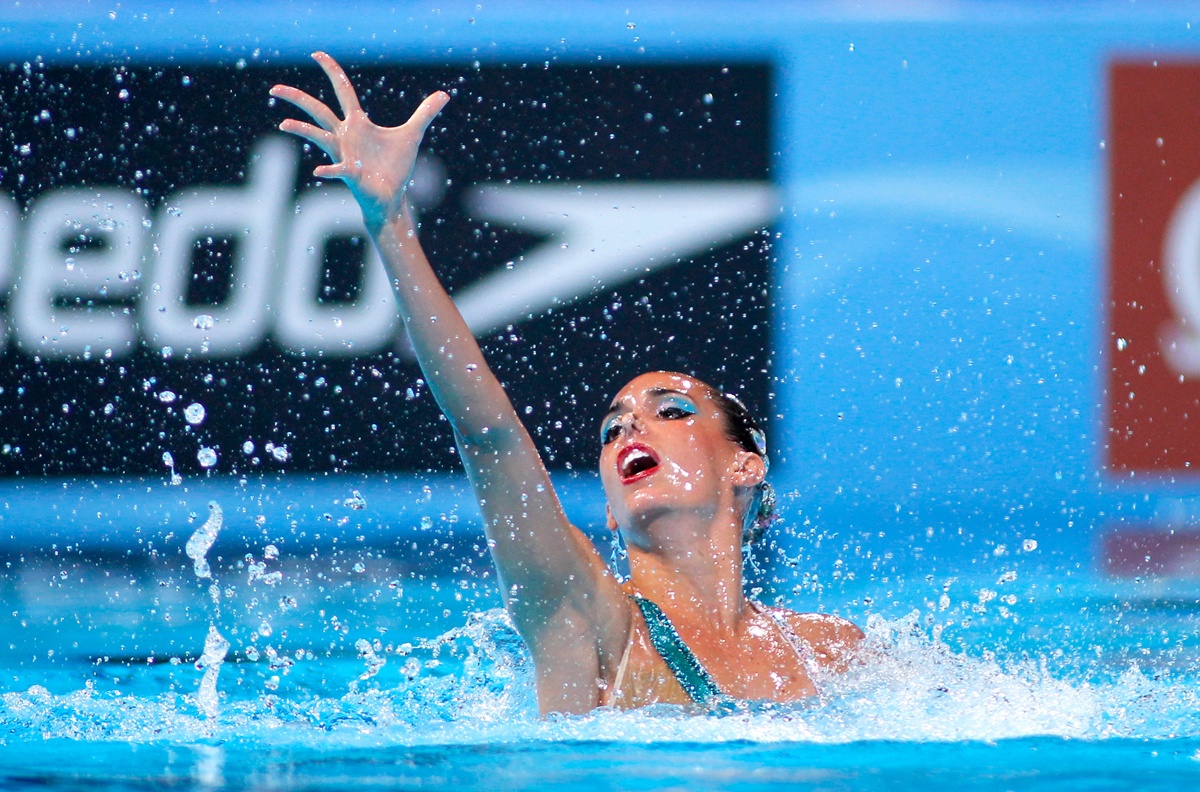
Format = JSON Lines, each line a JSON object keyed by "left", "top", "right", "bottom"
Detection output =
{"left": 455, "top": 420, "right": 520, "bottom": 453}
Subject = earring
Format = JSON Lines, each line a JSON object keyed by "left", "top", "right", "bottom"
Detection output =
{"left": 609, "top": 530, "right": 630, "bottom": 582}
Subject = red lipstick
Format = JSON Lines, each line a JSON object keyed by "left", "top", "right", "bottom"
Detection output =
{"left": 618, "top": 443, "right": 660, "bottom": 485}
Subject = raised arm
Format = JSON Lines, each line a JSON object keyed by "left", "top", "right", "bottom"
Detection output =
{"left": 270, "top": 54, "right": 628, "bottom": 695}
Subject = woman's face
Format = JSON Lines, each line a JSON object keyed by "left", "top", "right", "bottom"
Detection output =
{"left": 598, "top": 371, "right": 761, "bottom": 537}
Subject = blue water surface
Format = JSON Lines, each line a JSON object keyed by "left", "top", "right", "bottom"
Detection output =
{"left": 3, "top": 507, "right": 1199, "bottom": 791}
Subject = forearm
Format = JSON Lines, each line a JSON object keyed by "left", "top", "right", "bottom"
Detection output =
{"left": 374, "top": 206, "right": 624, "bottom": 623}
{"left": 369, "top": 202, "right": 608, "bottom": 611}
{"left": 369, "top": 201, "right": 519, "bottom": 445}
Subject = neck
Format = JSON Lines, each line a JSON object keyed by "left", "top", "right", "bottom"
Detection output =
{"left": 625, "top": 510, "right": 747, "bottom": 632}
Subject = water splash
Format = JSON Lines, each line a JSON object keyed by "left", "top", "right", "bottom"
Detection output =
{"left": 195, "top": 625, "right": 230, "bottom": 720}
{"left": 185, "top": 502, "right": 222, "bottom": 579}
{"left": 1, "top": 611, "right": 1197, "bottom": 747}
{"left": 355, "top": 638, "right": 386, "bottom": 682}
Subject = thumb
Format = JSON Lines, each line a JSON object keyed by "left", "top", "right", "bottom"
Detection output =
{"left": 407, "top": 90, "right": 450, "bottom": 136}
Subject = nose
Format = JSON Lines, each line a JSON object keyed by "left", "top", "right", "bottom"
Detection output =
{"left": 614, "top": 411, "right": 645, "bottom": 438}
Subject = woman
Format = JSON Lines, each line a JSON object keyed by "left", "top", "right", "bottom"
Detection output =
{"left": 271, "top": 53, "right": 863, "bottom": 715}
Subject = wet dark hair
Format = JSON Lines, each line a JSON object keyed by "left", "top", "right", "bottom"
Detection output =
{"left": 710, "top": 390, "right": 777, "bottom": 544}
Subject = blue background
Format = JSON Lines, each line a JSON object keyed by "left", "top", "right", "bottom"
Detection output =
{"left": 3, "top": 1, "right": 1200, "bottom": 581}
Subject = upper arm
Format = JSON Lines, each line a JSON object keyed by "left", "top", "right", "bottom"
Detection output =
{"left": 456, "top": 426, "right": 628, "bottom": 657}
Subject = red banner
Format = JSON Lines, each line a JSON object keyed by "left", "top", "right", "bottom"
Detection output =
{"left": 1108, "top": 61, "right": 1200, "bottom": 472}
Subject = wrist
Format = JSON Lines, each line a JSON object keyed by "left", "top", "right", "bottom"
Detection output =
{"left": 363, "top": 193, "right": 414, "bottom": 237}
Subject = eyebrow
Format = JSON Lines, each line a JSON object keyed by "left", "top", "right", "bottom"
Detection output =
{"left": 604, "top": 387, "right": 692, "bottom": 418}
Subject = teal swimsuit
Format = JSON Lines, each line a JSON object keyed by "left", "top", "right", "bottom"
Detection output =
{"left": 632, "top": 596, "right": 725, "bottom": 704}
{"left": 630, "top": 595, "right": 815, "bottom": 705}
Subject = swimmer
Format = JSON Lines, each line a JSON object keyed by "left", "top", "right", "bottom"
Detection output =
{"left": 271, "top": 52, "right": 863, "bottom": 714}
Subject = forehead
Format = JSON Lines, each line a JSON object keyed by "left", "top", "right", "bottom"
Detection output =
{"left": 608, "top": 372, "right": 712, "bottom": 406}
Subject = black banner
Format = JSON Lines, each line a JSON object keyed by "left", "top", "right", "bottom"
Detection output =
{"left": 0, "top": 59, "right": 773, "bottom": 476}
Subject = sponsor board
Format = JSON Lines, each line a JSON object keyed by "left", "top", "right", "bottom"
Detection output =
{"left": 1109, "top": 61, "right": 1200, "bottom": 473}
{"left": 0, "top": 61, "right": 774, "bottom": 475}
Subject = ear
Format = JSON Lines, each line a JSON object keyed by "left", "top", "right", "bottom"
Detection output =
{"left": 605, "top": 503, "right": 619, "bottom": 532}
{"left": 731, "top": 450, "right": 767, "bottom": 488}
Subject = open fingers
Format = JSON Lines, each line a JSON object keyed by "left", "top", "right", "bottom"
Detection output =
{"left": 313, "top": 162, "right": 352, "bottom": 180}
{"left": 406, "top": 90, "right": 451, "bottom": 137}
{"left": 278, "top": 119, "right": 339, "bottom": 159}
{"left": 269, "top": 84, "right": 340, "bottom": 130}
{"left": 312, "top": 51, "right": 363, "bottom": 118}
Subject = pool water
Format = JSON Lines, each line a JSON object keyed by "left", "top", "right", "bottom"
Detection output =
{"left": 3, "top": 528, "right": 1200, "bottom": 791}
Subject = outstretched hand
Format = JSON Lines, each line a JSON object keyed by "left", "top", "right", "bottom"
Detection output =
{"left": 270, "top": 51, "right": 449, "bottom": 229}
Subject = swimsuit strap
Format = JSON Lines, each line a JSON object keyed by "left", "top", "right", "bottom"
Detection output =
{"left": 751, "top": 601, "right": 820, "bottom": 678}
{"left": 609, "top": 624, "right": 634, "bottom": 704}
{"left": 631, "top": 595, "right": 724, "bottom": 704}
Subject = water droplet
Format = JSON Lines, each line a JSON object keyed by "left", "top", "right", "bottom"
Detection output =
{"left": 197, "top": 447, "right": 218, "bottom": 468}
{"left": 185, "top": 502, "right": 223, "bottom": 579}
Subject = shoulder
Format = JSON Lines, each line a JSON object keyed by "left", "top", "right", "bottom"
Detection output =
{"left": 780, "top": 610, "right": 865, "bottom": 670}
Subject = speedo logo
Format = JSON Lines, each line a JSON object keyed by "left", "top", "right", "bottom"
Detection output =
{"left": 0, "top": 136, "right": 776, "bottom": 360}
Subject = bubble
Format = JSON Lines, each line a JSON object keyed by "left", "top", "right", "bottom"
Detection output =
{"left": 1023, "top": 539, "right": 1039, "bottom": 552}
{"left": 157, "top": 390, "right": 176, "bottom": 404}
{"left": 343, "top": 490, "right": 367, "bottom": 510}
{"left": 184, "top": 403, "right": 206, "bottom": 425}
{"left": 197, "top": 447, "right": 218, "bottom": 468}
{"left": 193, "top": 314, "right": 214, "bottom": 331}
{"left": 242, "top": 440, "right": 255, "bottom": 455}
{"left": 420, "top": 516, "right": 433, "bottom": 530}
{"left": 270, "top": 444, "right": 290, "bottom": 462}
{"left": 264, "top": 544, "right": 279, "bottom": 560}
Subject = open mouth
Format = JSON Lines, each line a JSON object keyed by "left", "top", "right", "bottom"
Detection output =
{"left": 618, "top": 444, "right": 660, "bottom": 484}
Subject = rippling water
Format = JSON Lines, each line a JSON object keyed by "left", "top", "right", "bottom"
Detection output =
{"left": 3, "top": 549, "right": 1199, "bottom": 789}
